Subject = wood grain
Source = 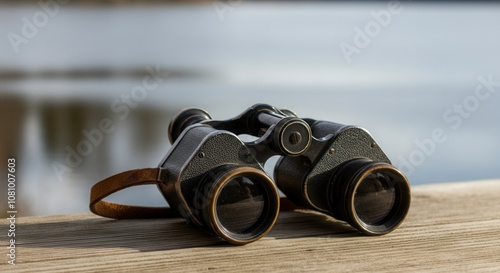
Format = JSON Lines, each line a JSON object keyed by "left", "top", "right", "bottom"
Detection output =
{"left": 1, "top": 180, "right": 500, "bottom": 272}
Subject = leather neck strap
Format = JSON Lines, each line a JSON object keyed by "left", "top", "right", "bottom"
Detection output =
{"left": 89, "top": 168, "right": 174, "bottom": 219}
{"left": 90, "top": 168, "right": 301, "bottom": 220}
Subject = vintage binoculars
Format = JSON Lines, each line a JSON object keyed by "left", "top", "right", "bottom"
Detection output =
{"left": 90, "top": 103, "right": 411, "bottom": 245}
{"left": 163, "top": 103, "right": 411, "bottom": 243}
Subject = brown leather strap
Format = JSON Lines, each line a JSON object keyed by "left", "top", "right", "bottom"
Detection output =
{"left": 90, "top": 168, "right": 175, "bottom": 219}
{"left": 90, "top": 168, "right": 303, "bottom": 220}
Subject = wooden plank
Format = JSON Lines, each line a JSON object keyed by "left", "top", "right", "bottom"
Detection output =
{"left": 1, "top": 180, "right": 500, "bottom": 272}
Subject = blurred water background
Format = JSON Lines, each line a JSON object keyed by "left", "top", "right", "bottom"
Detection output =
{"left": 1, "top": 1, "right": 499, "bottom": 216}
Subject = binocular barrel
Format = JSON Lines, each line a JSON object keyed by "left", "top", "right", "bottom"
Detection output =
{"left": 162, "top": 123, "right": 281, "bottom": 245}
{"left": 276, "top": 120, "right": 411, "bottom": 235}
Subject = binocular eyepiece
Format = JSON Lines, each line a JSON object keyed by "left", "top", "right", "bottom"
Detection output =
{"left": 168, "top": 108, "right": 212, "bottom": 144}
{"left": 91, "top": 103, "right": 410, "bottom": 245}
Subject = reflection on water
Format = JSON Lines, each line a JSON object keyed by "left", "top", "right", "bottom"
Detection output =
{"left": 1, "top": 2, "right": 500, "bottom": 216}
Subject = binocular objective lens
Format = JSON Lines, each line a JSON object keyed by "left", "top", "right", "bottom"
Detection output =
{"left": 354, "top": 171, "right": 396, "bottom": 225}
{"left": 216, "top": 176, "right": 265, "bottom": 233}
{"left": 329, "top": 159, "right": 411, "bottom": 235}
{"left": 201, "top": 166, "right": 280, "bottom": 244}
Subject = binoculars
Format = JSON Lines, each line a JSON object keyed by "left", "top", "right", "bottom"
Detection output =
{"left": 163, "top": 103, "right": 411, "bottom": 244}
{"left": 90, "top": 103, "right": 411, "bottom": 245}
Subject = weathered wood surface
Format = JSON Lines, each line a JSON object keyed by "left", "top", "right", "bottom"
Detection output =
{"left": 1, "top": 180, "right": 500, "bottom": 272}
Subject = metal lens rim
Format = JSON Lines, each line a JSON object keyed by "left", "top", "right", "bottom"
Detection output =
{"left": 346, "top": 163, "right": 411, "bottom": 235}
{"left": 206, "top": 166, "right": 280, "bottom": 245}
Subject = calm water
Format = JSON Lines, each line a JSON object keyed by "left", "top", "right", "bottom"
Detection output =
{"left": 1, "top": 2, "right": 499, "bottom": 215}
